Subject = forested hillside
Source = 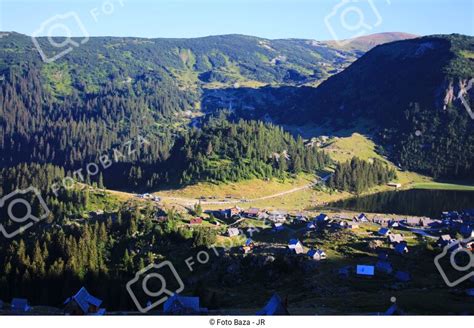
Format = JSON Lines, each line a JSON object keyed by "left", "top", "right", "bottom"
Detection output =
{"left": 168, "top": 114, "right": 331, "bottom": 184}
{"left": 248, "top": 34, "right": 474, "bottom": 179}
{"left": 0, "top": 32, "right": 379, "bottom": 190}
{"left": 0, "top": 163, "right": 215, "bottom": 310}
{"left": 328, "top": 157, "right": 397, "bottom": 194}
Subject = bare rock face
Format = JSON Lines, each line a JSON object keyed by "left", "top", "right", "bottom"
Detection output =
{"left": 441, "top": 78, "right": 474, "bottom": 110}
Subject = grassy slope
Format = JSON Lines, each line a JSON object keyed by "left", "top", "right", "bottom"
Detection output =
{"left": 156, "top": 174, "right": 314, "bottom": 199}
{"left": 150, "top": 133, "right": 473, "bottom": 211}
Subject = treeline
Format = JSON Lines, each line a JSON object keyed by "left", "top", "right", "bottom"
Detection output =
{"left": 328, "top": 157, "right": 397, "bottom": 194}
{"left": 0, "top": 66, "right": 192, "bottom": 167}
{"left": 168, "top": 114, "right": 331, "bottom": 184}
{"left": 389, "top": 102, "right": 474, "bottom": 179}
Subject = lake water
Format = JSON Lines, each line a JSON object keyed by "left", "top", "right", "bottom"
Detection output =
{"left": 328, "top": 189, "right": 474, "bottom": 218}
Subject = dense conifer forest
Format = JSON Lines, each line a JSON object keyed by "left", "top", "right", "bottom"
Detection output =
{"left": 328, "top": 157, "right": 397, "bottom": 194}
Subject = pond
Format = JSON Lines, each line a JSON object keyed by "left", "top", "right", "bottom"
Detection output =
{"left": 327, "top": 189, "right": 474, "bottom": 218}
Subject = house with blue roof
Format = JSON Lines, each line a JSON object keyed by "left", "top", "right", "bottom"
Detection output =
{"left": 394, "top": 243, "right": 409, "bottom": 255}
{"left": 357, "top": 213, "right": 369, "bottom": 222}
{"left": 460, "top": 224, "right": 474, "bottom": 238}
{"left": 163, "top": 294, "right": 207, "bottom": 315}
{"left": 315, "top": 213, "right": 329, "bottom": 223}
{"left": 377, "top": 228, "right": 390, "bottom": 237}
{"left": 256, "top": 293, "right": 289, "bottom": 315}
{"left": 11, "top": 298, "right": 30, "bottom": 312}
{"left": 356, "top": 265, "right": 375, "bottom": 277}
{"left": 64, "top": 287, "right": 105, "bottom": 315}
{"left": 306, "top": 221, "right": 317, "bottom": 230}
{"left": 288, "top": 239, "right": 304, "bottom": 254}
{"left": 307, "top": 249, "right": 327, "bottom": 261}
{"left": 384, "top": 303, "right": 405, "bottom": 315}
{"left": 273, "top": 222, "right": 284, "bottom": 232}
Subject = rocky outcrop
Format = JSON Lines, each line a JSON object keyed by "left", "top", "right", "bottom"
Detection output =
{"left": 440, "top": 78, "right": 474, "bottom": 110}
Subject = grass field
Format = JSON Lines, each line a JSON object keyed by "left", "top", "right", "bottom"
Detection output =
{"left": 157, "top": 174, "right": 314, "bottom": 200}
{"left": 412, "top": 182, "right": 474, "bottom": 191}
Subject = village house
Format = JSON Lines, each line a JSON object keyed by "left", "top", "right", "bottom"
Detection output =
{"left": 384, "top": 303, "right": 406, "bottom": 315}
{"left": 356, "top": 213, "right": 369, "bottom": 222}
{"left": 273, "top": 222, "right": 285, "bottom": 232}
{"left": 64, "top": 287, "right": 105, "bottom": 315}
{"left": 241, "top": 245, "right": 252, "bottom": 254}
{"left": 241, "top": 238, "right": 255, "bottom": 253}
{"left": 356, "top": 265, "right": 375, "bottom": 277}
{"left": 288, "top": 239, "right": 304, "bottom": 254}
{"left": 190, "top": 217, "right": 203, "bottom": 225}
{"left": 373, "top": 217, "right": 390, "bottom": 227}
{"left": 460, "top": 224, "right": 474, "bottom": 238}
{"left": 227, "top": 228, "right": 240, "bottom": 237}
{"left": 388, "top": 234, "right": 405, "bottom": 244}
{"left": 403, "top": 217, "right": 422, "bottom": 226}
{"left": 229, "top": 206, "right": 242, "bottom": 218}
{"left": 307, "top": 249, "right": 327, "bottom": 261}
{"left": 419, "top": 217, "right": 435, "bottom": 227}
{"left": 256, "top": 293, "right": 289, "bottom": 315}
{"left": 466, "top": 240, "right": 474, "bottom": 251}
{"left": 388, "top": 220, "right": 400, "bottom": 228}
{"left": 306, "top": 221, "right": 317, "bottom": 230}
{"left": 442, "top": 211, "right": 460, "bottom": 220}
{"left": 243, "top": 208, "right": 261, "bottom": 218}
{"left": 394, "top": 243, "right": 409, "bottom": 255}
{"left": 346, "top": 222, "right": 360, "bottom": 229}
{"left": 88, "top": 210, "right": 104, "bottom": 218}
{"left": 446, "top": 239, "right": 463, "bottom": 252}
{"left": 437, "top": 234, "right": 452, "bottom": 247}
{"left": 163, "top": 294, "right": 207, "bottom": 315}
{"left": 257, "top": 211, "right": 270, "bottom": 220}
{"left": 387, "top": 182, "right": 402, "bottom": 189}
{"left": 268, "top": 210, "right": 287, "bottom": 223}
{"left": 330, "top": 221, "right": 347, "bottom": 230}
{"left": 205, "top": 209, "right": 227, "bottom": 220}
{"left": 292, "top": 213, "right": 308, "bottom": 224}
{"left": 11, "top": 298, "right": 30, "bottom": 313}
{"left": 377, "top": 228, "right": 391, "bottom": 237}
{"left": 462, "top": 209, "right": 474, "bottom": 223}
{"left": 315, "top": 213, "right": 329, "bottom": 223}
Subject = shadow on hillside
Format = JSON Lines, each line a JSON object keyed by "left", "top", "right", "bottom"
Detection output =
{"left": 200, "top": 85, "right": 374, "bottom": 138}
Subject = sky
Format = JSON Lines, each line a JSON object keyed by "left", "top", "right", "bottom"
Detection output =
{"left": 0, "top": 0, "right": 472, "bottom": 40}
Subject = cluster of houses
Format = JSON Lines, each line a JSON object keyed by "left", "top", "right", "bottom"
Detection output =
{"left": 339, "top": 257, "right": 411, "bottom": 284}
{"left": 135, "top": 193, "right": 161, "bottom": 202}
{"left": 0, "top": 287, "right": 106, "bottom": 315}
{"left": 286, "top": 238, "right": 327, "bottom": 261}
{"left": 207, "top": 207, "right": 287, "bottom": 222}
